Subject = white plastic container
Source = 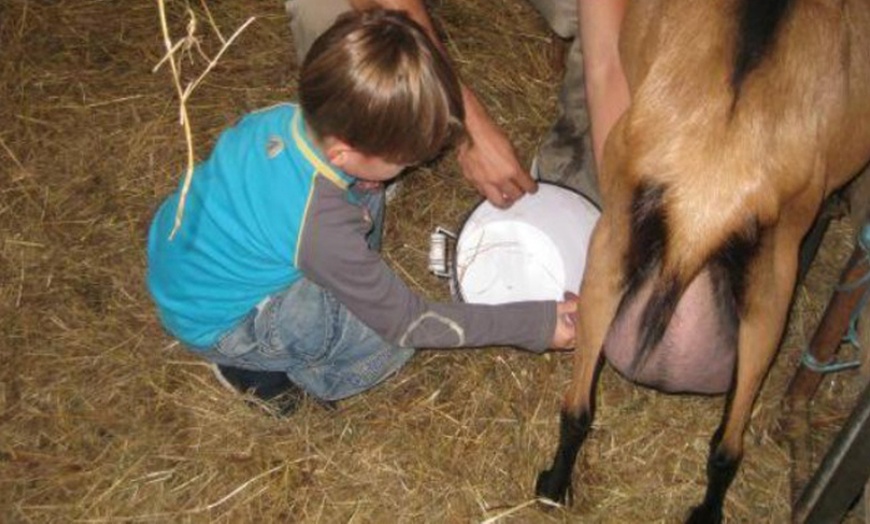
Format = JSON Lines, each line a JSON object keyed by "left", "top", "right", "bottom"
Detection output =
{"left": 430, "top": 182, "right": 600, "bottom": 304}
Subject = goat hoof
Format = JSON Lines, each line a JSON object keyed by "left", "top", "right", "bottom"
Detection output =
{"left": 685, "top": 504, "right": 722, "bottom": 524}
{"left": 534, "top": 469, "right": 571, "bottom": 506}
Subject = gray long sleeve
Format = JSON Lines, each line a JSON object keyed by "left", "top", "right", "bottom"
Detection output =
{"left": 297, "top": 178, "right": 556, "bottom": 352}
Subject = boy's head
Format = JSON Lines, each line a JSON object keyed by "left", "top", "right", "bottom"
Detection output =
{"left": 300, "top": 9, "right": 465, "bottom": 180}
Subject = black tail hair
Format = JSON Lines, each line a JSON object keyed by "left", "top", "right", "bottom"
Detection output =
{"left": 711, "top": 218, "right": 761, "bottom": 315}
{"left": 620, "top": 183, "right": 683, "bottom": 375}
{"left": 731, "top": 0, "right": 795, "bottom": 96}
{"left": 622, "top": 183, "right": 668, "bottom": 299}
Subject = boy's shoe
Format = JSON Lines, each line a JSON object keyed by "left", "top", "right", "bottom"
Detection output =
{"left": 211, "top": 363, "right": 305, "bottom": 416}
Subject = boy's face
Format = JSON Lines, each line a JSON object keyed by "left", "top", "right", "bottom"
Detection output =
{"left": 341, "top": 151, "right": 409, "bottom": 182}
{"left": 324, "top": 137, "right": 411, "bottom": 182}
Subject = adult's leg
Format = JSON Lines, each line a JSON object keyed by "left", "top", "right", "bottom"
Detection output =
{"left": 285, "top": 0, "right": 352, "bottom": 61}
{"left": 526, "top": 0, "right": 600, "bottom": 206}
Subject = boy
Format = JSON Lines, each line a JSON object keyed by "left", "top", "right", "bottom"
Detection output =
{"left": 147, "top": 9, "right": 576, "bottom": 415}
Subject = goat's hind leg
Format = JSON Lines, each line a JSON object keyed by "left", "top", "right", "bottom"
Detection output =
{"left": 687, "top": 234, "right": 799, "bottom": 523}
{"left": 535, "top": 217, "right": 627, "bottom": 505}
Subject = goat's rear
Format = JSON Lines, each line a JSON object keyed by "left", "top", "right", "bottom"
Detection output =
{"left": 536, "top": 0, "right": 870, "bottom": 520}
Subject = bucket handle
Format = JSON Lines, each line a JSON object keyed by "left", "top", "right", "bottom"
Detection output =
{"left": 428, "top": 226, "right": 456, "bottom": 278}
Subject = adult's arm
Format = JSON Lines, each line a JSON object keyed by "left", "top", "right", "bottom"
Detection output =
{"left": 350, "top": 0, "right": 537, "bottom": 208}
{"left": 577, "top": 0, "right": 631, "bottom": 171}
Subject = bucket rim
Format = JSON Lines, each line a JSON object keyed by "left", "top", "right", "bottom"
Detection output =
{"left": 451, "top": 181, "right": 600, "bottom": 303}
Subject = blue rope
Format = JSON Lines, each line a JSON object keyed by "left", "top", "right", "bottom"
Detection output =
{"left": 800, "top": 347, "right": 861, "bottom": 374}
{"left": 800, "top": 222, "right": 870, "bottom": 374}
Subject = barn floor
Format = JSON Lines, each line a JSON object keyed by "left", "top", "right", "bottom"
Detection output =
{"left": 1, "top": 1, "right": 866, "bottom": 522}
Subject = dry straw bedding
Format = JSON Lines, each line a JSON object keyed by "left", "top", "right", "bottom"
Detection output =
{"left": 0, "top": 0, "right": 865, "bottom": 522}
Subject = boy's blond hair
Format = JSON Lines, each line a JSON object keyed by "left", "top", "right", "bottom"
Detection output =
{"left": 300, "top": 9, "right": 465, "bottom": 165}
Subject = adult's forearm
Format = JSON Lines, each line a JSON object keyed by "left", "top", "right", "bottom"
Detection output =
{"left": 577, "top": 0, "right": 630, "bottom": 170}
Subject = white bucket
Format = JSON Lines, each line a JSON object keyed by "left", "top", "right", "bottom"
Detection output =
{"left": 430, "top": 182, "right": 600, "bottom": 304}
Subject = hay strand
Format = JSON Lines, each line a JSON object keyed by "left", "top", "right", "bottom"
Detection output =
{"left": 153, "top": 0, "right": 255, "bottom": 239}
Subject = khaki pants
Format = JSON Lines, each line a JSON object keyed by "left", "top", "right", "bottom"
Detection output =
{"left": 285, "top": 0, "right": 599, "bottom": 205}
{"left": 285, "top": 0, "right": 352, "bottom": 60}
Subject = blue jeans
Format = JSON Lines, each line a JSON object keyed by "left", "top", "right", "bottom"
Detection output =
{"left": 200, "top": 278, "right": 414, "bottom": 402}
{"left": 199, "top": 185, "right": 407, "bottom": 401}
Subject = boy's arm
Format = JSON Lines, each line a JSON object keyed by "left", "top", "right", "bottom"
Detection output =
{"left": 348, "top": 0, "right": 537, "bottom": 208}
{"left": 297, "top": 181, "right": 556, "bottom": 351}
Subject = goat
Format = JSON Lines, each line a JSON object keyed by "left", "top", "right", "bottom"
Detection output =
{"left": 534, "top": 0, "right": 870, "bottom": 521}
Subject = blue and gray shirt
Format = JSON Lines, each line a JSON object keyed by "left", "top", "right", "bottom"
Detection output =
{"left": 147, "top": 104, "right": 556, "bottom": 352}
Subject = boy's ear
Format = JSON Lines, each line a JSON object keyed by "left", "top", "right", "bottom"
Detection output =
{"left": 324, "top": 139, "right": 354, "bottom": 168}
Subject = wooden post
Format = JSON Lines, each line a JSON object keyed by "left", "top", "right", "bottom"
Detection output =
{"left": 784, "top": 247, "right": 870, "bottom": 408}
{"left": 792, "top": 381, "right": 870, "bottom": 523}
{"left": 859, "top": 283, "right": 869, "bottom": 523}
{"left": 782, "top": 234, "right": 869, "bottom": 512}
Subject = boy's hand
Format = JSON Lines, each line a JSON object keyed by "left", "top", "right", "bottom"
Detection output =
{"left": 551, "top": 292, "right": 579, "bottom": 350}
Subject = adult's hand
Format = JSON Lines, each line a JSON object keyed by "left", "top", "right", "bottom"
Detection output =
{"left": 458, "top": 88, "right": 537, "bottom": 208}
